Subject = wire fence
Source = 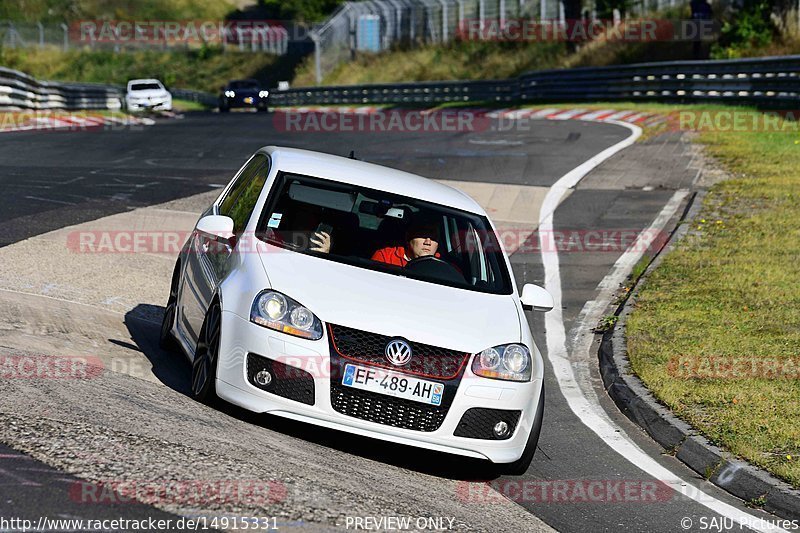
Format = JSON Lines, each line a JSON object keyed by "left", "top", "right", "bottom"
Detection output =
{"left": 2, "top": 0, "right": 734, "bottom": 86}
{"left": 0, "top": 20, "right": 290, "bottom": 55}
{"left": 307, "top": 0, "right": 706, "bottom": 84}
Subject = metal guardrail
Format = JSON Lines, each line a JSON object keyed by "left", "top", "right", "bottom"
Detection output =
{"left": 0, "top": 67, "right": 123, "bottom": 110}
{"left": 0, "top": 67, "right": 219, "bottom": 111}
{"left": 5, "top": 54, "right": 799, "bottom": 113}
{"left": 170, "top": 88, "right": 218, "bottom": 108}
{"left": 270, "top": 55, "right": 800, "bottom": 108}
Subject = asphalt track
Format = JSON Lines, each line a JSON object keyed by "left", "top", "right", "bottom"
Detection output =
{"left": 0, "top": 111, "right": 791, "bottom": 532}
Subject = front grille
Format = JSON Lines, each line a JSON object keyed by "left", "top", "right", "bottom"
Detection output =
{"left": 328, "top": 323, "right": 470, "bottom": 380}
{"left": 454, "top": 408, "right": 521, "bottom": 440}
{"left": 246, "top": 353, "right": 315, "bottom": 405}
{"left": 330, "top": 382, "right": 448, "bottom": 432}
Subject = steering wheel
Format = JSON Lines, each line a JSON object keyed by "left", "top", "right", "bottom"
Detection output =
{"left": 405, "top": 255, "right": 448, "bottom": 267}
{"left": 404, "top": 255, "right": 464, "bottom": 283}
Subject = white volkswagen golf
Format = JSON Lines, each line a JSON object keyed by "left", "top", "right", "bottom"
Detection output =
{"left": 161, "top": 146, "right": 553, "bottom": 474}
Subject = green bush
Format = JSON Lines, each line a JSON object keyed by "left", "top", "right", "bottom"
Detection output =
{"left": 711, "top": 0, "right": 775, "bottom": 58}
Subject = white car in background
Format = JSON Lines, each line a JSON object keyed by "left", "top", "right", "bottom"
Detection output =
{"left": 125, "top": 78, "right": 172, "bottom": 112}
{"left": 160, "top": 147, "right": 553, "bottom": 474}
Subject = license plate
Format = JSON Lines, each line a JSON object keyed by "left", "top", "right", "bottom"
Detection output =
{"left": 342, "top": 363, "right": 444, "bottom": 406}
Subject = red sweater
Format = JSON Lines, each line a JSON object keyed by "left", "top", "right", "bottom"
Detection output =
{"left": 371, "top": 246, "right": 408, "bottom": 266}
{"left": 371, "top": 246, "right": 442, "bottom": 266}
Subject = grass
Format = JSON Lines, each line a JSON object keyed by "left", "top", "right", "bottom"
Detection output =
{"left": 0, "top": 0, "right": 235, "bottom": 23}
{"left": 291, "top": 37, "right": 724, "bottom": 87}
{"left": 171, "top": 99, "right": 211, "bottom": 112}
{"left": 0, "top": 46, "right": 295, "bottom": 93}
{"left": 292, "top": 40, "right": 568, "bottom": 87}
{"left": 622, "top": 104, "right": 800, "bottom": 488}
{"left": 291, "top": 3, "right": 800, "bottom": 88}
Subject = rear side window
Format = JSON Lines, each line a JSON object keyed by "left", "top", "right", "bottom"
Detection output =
{"left": 219, "top": 154, "right": 269, "bottom": 234}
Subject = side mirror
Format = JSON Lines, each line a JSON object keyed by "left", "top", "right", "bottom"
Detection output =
{"left": 520, "top": 284, "right": 554, "bottom": 312}
{"left": 196, "top": 215, "right": 234, "bottom": 244}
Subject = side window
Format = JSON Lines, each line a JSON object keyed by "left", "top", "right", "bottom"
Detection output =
{"left": 219, "top": 154, "right": 269, "bottom": 234}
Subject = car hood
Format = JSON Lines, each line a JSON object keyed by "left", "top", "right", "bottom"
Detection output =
{"left": 257, "top": 244, "right": 521, "bottom": 353}
{"left": 127, "top": 89, "right": 168, "bottom": 98}
{"left": 228, "top": 88, "right": 259, "bottom": 95}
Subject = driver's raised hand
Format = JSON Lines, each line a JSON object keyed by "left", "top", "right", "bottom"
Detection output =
{"left": 309, "top": 231, "right": 331, "bottom": 253}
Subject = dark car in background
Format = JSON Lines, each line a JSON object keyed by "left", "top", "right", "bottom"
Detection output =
{"left": 219, "top": 79, "right": 269, "bottom": 112}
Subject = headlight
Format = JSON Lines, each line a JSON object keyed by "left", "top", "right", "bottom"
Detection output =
{"left": 472, "top": 344, "right": 532, "bottom": 382}
{"left": 225, "top": 90, "right": 235, "bottom": 98}
{"left": 259, "top": 90, "right": 269, "bottom": 98}
{"left": 250, "top": 290, "right": 322, "bottom": 340}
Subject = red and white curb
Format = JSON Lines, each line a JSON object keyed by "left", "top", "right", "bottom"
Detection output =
{"left": 276, "top": 105, "right": 666, "bottom": 127}
{"left": 276, "top": 106, "right": 382, "bottom": 115}
{"left": 486, "top": 107, "right": 667, "bottom": 126}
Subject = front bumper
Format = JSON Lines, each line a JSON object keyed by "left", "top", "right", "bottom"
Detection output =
{"left": 127, "top": 99, "right": 171, "bottom": 111}
{"left": 215, "top": 311, "right": 543, "bottom": 463}
{"left": 221, "top": 96, "right": 267, "bottom": 109}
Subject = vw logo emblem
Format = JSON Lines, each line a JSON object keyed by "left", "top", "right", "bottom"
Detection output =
{"left": 385, "top": 339, "right": 412, "bottom": 366}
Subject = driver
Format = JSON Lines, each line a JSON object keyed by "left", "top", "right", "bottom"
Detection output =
{"left": 371, "top": 214, "right": 441, "bottom": 267}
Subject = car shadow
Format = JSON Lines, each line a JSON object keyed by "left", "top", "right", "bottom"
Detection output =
{"left": 125, "top": 303, "right": 503, "bottom": 482}
{"left": 124, "top": 304, "right": 192, "bottom": 395}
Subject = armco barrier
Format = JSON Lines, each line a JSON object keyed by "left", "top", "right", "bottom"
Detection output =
{"left": 170, "top": 88, "right": 218, "bottom": 108}
{"left": 269, "top": 54, "right": 800, "bottom": 108}
{"left": 0, "top": 67, "right": 218, "bottom": 111}
{"left": 5, "top": 54, "right": 799, "bottom": 112}
{"left": 0, "top": 67, "right": 123, "bottom": 110}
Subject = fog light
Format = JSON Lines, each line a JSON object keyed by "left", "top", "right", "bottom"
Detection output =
{"left": 255, "top": 370, "right": 272, "bottom": 386}
{"left": 493, "top": 421, "right": 509, "bottom": 438}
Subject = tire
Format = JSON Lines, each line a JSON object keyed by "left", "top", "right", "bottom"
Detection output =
{"left": 219, "top": 104, "right": 230, "bottom": 113}
{"left": 159, "top": 261, "right": 180, "bottom": 352}
{"left": 191, "top": 302, "right": 221, "bottom": 404}
{"left": 500, "top": 384, "right": 545, "bottom": 476}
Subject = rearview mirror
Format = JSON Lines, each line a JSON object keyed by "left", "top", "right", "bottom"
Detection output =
{"left": 520, "top": 284, "right": 554, "bottom": 312}
{"left": 196, "top": 215, "right": 234, "bottom": 244}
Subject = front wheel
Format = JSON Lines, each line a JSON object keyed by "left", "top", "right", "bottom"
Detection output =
{"left": 191, "top": 302, "right": 221, "bottom": 404}
{"left": 501, "top": 384, "right": 545, "bottom": 475}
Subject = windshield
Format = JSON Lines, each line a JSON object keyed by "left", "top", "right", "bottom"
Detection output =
{"left": 229, "top": 80, "right": 259, "bottom": 89}
{"left": 256, "top": 172, "right": 512, "bottom": 295}
{"left": 130, "top": 83, "right": 162, "bottom": 91}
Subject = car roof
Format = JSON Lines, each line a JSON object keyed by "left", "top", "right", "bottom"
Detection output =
{"left": 262, "top": 146, "right": 485, "bottom": 214}
{"left": 128, "top": 79, "right": 162, "bottom": 85}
